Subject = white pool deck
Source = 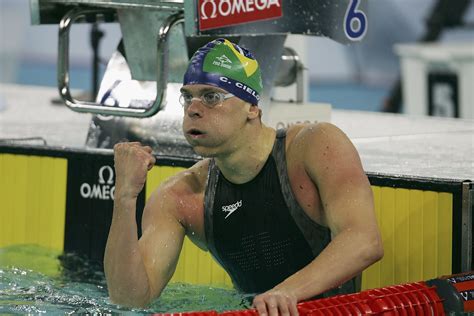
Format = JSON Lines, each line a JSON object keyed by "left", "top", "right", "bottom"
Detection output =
{"left": 1, "top": 83, "right": 473, "bottom": 181}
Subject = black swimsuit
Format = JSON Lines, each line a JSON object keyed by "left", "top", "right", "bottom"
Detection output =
{"left": 204, "top": 129, "right": 355, "bottom": 296}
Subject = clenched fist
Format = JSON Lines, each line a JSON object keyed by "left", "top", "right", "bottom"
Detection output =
{"left": 113, "top": 142, "right": 156, "bottom": 199}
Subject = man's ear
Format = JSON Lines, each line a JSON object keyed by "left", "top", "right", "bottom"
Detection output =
{"left": 247, "top": 104, "right": 260, "bottom": 120}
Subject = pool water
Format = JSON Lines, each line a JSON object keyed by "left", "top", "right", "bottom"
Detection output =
{"left": 0, "top": 245, "right": 252, "bottom": 314}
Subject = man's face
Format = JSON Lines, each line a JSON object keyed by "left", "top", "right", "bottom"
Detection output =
{"left": 181, "top": 84, "right": 250, "bottom": 157}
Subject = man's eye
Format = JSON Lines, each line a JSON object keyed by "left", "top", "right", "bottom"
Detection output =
{"left": 180, "top": 94, "right": 194, "bottom": 104}
{"left": 203, "top": 92, "right": 221, "bottom": 104}
{"left": 182, "top": 94, "right": 193, "bottom": 101}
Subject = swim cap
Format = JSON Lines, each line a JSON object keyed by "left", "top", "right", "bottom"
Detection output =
{"left": 183, "top": 38, "right": 263, "bottom": 105}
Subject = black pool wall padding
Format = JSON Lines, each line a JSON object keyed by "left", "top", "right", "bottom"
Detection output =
{"left": 64, "top": 155, "right": 145, "bottom": 264}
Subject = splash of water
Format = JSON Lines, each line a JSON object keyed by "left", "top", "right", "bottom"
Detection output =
{"left": 0, "top": 245, "right": 252, "bottom": 314}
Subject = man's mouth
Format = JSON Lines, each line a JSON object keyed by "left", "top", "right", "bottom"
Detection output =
{"left": 187, "top": 129, "right": 206, "bottom": 137}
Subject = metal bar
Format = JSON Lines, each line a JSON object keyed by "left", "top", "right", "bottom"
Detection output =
{"left": 39, "top": 0, "right": 183, "bottom": 10}
{"left": 58, "top": 7, "right": 183, "bottom": 117}
{"left": 461, "top": 181, "right": 473, "bottom": 271}
{"left": 153, "top": 11, "right": 185, "bottom": 116}
{"left": 295, "top": 57, "right": 305, "bottom": 103}
{"left": 90, "top": 22, "right": 103, "bottom": 99}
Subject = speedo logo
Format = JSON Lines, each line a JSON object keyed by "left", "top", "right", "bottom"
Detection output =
{"left": 221, "top": 200, "right": 242, "bottom": 219}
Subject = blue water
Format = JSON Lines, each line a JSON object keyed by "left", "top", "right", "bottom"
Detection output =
{"left": 0, "top": 245, "right": 251, "bottom": 314}
{"left": 14, "top": 63, "right": 388, "bottom": 112}
{"left": 16, "top": 61, "right": 106, "bottom": 92}
{"left": 310, "top": 82, "right": 388, "bottom": 112}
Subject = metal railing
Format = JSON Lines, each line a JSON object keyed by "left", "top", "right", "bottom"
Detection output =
{"left": 58, "top": 7, "right": 184, "bottom": 117}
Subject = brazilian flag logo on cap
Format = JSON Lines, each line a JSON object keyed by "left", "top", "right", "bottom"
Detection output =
{"left": 183, "top": 38, "right": 263, "bottom": 105}
{"left": 203, "top": 39, "right": 263, "bottom": 94}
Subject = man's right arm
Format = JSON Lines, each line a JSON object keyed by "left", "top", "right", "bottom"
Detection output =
{"left": 104, "top": 142, "right": 185, "bottom": 307}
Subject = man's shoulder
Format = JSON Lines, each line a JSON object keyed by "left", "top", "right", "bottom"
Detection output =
{"left": 286, "top": 122, "right": 346, "bottom": 148}
{"left": 159, "top": 158, "right": 210, "bottom": 197}
{"left": 145, "top": 159, "right": 210, "bottom": 225}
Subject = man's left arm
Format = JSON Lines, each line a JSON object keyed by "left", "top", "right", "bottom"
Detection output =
{"left": 253, "top": 123, "right": 383, "bottom": 316}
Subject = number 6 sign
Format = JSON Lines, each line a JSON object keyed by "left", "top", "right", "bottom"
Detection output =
{"left": 344, "top": 0, "right": 368, "bottom": 41}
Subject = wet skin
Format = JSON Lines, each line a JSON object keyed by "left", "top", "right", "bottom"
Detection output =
{"left": 105, "top": 84, "right": 383, "bottom": 316}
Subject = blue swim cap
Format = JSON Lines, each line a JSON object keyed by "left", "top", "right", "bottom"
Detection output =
{"left": 183, "top": 38, "right": 263, "bottom": 105}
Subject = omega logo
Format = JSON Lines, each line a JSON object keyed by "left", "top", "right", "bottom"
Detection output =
{"left": 200, "top": 0, "right": 280, "bottom": 20}
{"left": 275, "top": 120, "right": 318, "bottom": 130}
{"left": 80, "top": 165, "right": 115, "bottom": 200}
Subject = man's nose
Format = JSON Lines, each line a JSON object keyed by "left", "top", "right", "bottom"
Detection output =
{"left": 185, "top": 98, "right": 204, "bottom": 117}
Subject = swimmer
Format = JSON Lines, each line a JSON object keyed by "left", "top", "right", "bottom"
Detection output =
{"left": 104, "top": 38, "right": 383, "bottom": 316}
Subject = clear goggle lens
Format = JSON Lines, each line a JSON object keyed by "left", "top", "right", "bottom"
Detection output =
{"left": 179, "top": 91, "right": 234, "bottom": 108}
